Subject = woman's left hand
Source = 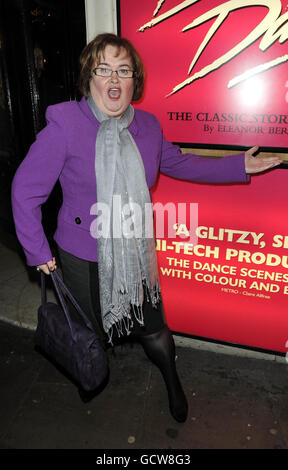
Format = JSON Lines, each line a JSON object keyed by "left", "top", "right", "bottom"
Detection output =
{"left": 245, "top": 146, "right": 283, "bottom": 174}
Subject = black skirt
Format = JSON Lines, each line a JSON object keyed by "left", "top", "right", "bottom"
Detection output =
{"left": 57, "top": 246, "right": 166, "bottom": 343}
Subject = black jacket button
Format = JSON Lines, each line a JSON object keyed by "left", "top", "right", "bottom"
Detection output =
{"left": 75, "top": 217, "right": 81, "bottom": 224}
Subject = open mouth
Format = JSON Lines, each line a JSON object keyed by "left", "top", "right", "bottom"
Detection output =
{"left": 108, "top": 87, "right": 121, "bottom": 100}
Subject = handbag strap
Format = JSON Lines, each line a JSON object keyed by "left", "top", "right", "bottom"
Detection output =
{"left": 40, "top": 270, "right": 95, "bottom": 337}
{"left": 40, "top": 270, "right": 47, "bottom": 306}
{"left": 52, "top": 270, "right": 94, "bottom": 330}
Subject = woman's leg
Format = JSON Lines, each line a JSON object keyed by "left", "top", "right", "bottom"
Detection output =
{"left": 138, "top": 325, "right": 188, "bottom": 423}
{"left": 57, "top": 246, "right": 105, "bottom": 343}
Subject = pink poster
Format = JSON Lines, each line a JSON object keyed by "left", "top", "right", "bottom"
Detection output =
{"left": 120, "top": 0, "right": 288, "bottom": 352}
{"left": 120, "top": 0, "right": 288, "bottom": 148}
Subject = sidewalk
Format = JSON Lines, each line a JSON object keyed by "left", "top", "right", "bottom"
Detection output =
{"left": 0, "top": 229, "right": 288, "bottom": 449}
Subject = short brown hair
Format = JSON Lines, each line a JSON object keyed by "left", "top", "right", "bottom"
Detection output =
{"left": 79, "top": 33, "right": 145, "bottom": 101}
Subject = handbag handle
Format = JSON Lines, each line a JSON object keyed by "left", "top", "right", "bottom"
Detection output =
{"left": 52, "top": 270, "right": 95, "bottom": 329}
{"left": 40, "top": 270, "right": 94, "bottom": 338}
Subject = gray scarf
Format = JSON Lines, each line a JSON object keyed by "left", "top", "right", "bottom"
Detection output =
{"left": 87, "top": 95, "right": 160, "bottom": 343}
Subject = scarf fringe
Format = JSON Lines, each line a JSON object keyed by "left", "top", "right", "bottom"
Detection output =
{"left": 104, "top": 283, "right": 161, "bottom": 345}
{"left": 144, "top": 280, "right": 161, "bottom": 307}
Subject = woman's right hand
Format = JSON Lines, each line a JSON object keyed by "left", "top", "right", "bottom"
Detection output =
{"left": 36, "top": 257, "right": 57, "bottom": 275}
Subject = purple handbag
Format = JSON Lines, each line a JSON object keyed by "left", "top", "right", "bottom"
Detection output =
{"left": 35, "top": 270, "right": 108, "bottom": 392}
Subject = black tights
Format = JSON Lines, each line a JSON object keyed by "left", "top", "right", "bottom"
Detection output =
{"left": 138, "top": 325, "right": 188, "bottom": 423}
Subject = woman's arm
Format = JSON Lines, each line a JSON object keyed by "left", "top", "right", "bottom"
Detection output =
{"left": 159, "top": 135, "right": 250, "bottom": 184}
{"left": 11, "top": 105, "right": 67, "bottom": 267}
{"left": 159, "top": 136, "right": 282, "bottom": 183}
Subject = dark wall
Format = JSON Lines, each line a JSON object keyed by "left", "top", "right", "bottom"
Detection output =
{"left": 0, "top": 0, "right": 86, "bottom": 231}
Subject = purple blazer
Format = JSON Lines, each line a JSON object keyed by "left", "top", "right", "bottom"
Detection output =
{"left": 11, "top": 96, "right": 249, "bottom": 266}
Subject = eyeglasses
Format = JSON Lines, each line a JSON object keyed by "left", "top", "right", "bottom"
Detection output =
{"left": 92, "top": 67, "right": 135, "bottom": 78}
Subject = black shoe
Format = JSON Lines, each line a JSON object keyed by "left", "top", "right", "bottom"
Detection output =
{"left": 170, "top": 397, "right": 188, "bottom": 423}
{"left": 168, "top": 387, "right": 189, "bottom": 423}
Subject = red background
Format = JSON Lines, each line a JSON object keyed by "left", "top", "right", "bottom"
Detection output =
{"left": 120, "top": 0, "right": 288, "bottom": 148}
{"left": 120, "top": 0, "right": 288, "bottom": 352}
{"left": 152, "top": 170, "right": 288, "bottom": 352}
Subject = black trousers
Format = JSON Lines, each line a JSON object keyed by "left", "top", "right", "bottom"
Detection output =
{"left": 57, "top": 246, "right": 166, "bottom": 344}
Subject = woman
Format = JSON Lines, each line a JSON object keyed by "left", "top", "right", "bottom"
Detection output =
{"left": 11, "top": 33, "right": 282, "bottom": 423}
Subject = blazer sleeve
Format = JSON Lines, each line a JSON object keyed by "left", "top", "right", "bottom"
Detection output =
{"left": 159, "top": 131, "right": 250, "bottom": 185}
{"left": 11, "top": 105, "right": 67, "bottom": 266}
